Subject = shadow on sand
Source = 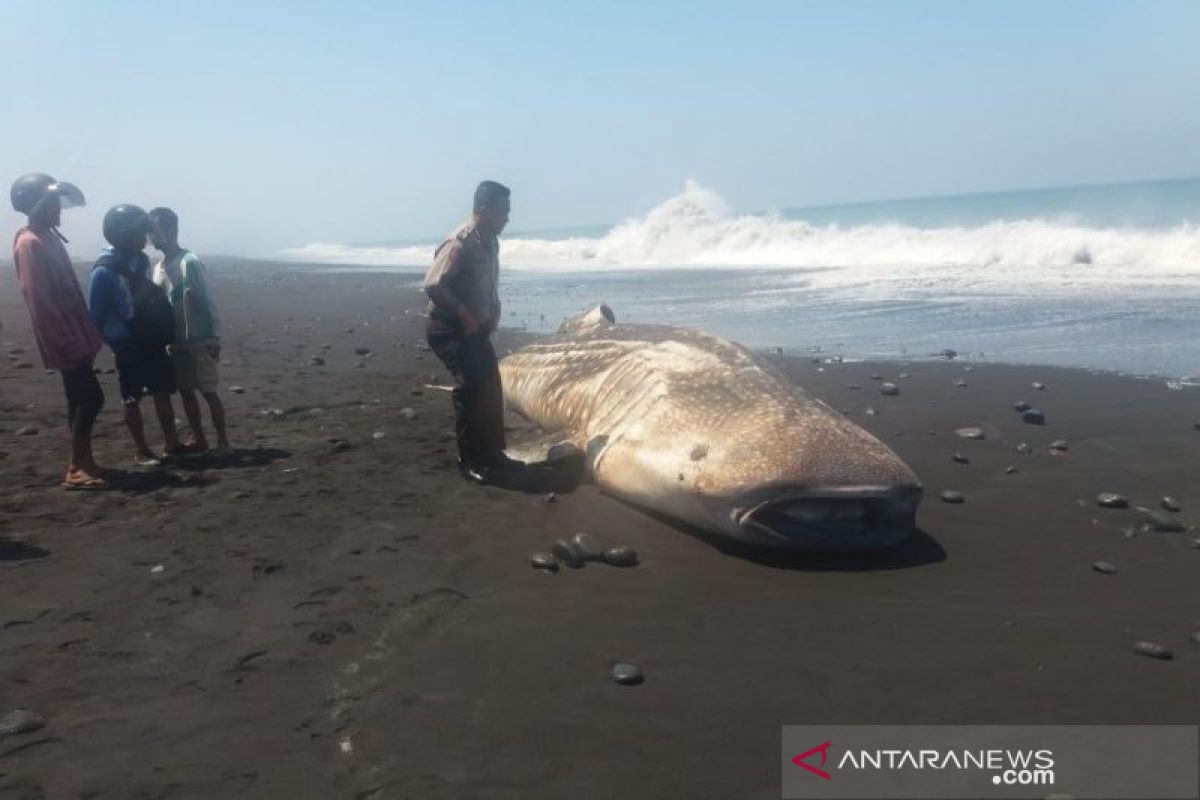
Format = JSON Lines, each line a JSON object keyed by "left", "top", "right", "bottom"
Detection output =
{"left": 100, "top": 470, "right": 218, "bottom": 495}
{"left": 164, "top": 447, "right": 292, "bottom": 472}
{"left": 628, "top": 505, "right": 946, "bottom": 572}
{"left": 0, "top": 537, "right": 50, "bottom": 564}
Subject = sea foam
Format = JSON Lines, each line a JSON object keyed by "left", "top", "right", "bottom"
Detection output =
{"left": 284, "top": 180, "right": 1200, "bottom": 296}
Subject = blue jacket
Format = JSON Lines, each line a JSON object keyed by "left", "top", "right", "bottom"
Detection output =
{"left": 88, "top": 248, "right": 143, "bottom": 345}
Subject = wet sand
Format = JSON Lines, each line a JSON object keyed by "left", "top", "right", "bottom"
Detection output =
{"left": 1, "top": 260, "right": 1197, "bottom": 798}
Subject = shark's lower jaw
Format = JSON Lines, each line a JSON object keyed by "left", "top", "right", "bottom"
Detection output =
{"left": 734, "top": 487, "right": 922, "bottom": 552}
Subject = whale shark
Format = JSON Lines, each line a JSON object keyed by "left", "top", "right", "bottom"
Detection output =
{"left": 499, "top": 306, "right": 922, "bottom": 551}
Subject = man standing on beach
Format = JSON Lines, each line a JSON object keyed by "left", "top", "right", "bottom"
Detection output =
{"left": 9, "top": 173, "right": 108, "bottom": 489}
{"left": 424, "top": 181, "right": 522, "bottom": 482}
{"left": 88, "top": 204, "right": 186, "bottom": 465}
{"left": 148, "top": 207, "right": 230, "bottom": 455}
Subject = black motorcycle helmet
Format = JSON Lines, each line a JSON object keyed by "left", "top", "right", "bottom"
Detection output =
{"left": 102, "top": 204, "right": 153, "bottom": 253}
{"left": 10, "top": 173, "right": 86, "bottom": 215}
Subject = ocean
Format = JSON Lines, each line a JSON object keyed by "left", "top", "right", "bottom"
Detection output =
{"left": 283, "top": 178, "right": 1200, "bottom": 379}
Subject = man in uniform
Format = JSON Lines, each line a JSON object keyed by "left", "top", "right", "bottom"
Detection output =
{"left": 424, "top": 180, "right": 522, "bottom": 483}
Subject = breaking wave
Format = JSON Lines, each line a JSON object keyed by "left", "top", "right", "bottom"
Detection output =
{"left": 284, "top": 180, "right": 1200, "bottom": 294}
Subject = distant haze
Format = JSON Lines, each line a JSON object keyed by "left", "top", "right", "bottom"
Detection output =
{"left": 4, "top": 1, "right": 1198, "bottom": 257}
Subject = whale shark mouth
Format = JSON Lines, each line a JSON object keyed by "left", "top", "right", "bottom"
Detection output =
{"left": 734, "top": 486, "right": 922, "bottom": 551}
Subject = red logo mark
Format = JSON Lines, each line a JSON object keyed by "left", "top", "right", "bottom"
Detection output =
{"left": 792, "top": 741, "right": 833, "bottom": 780}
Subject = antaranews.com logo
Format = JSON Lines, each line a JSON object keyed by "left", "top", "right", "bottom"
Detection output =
{"left": 791, "top": 740, "right": 1055, "bottom": 786}
{"left": 780, "top": 725, "right": 1199, "bottom": 799}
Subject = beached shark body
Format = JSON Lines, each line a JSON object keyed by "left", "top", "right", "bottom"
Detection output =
{"left": 499, "top": 306, "right": 922, "bottom": 551}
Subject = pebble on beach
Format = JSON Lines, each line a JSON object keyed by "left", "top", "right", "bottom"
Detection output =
{"left": 530, "top": 553, "right": 559, "bottom": 572}
{"left": 1013, "top": 401, "right": 1031, "bottom": 412}
{"left": 939, "top": 490, "right": 965, "bottom": 504}
{"left": 1032, "top": 381, "right": 1046, "bottom": 390}
{"left": 1016, "top": 442, "right": 1033, "bottom": 454}
{"left": 550, "top": 539, "right": 585, "bottom": 569}
{"left": 1092, "top": 561, "right": 1118, "bottom": 575}
{"left": 1022, "top": 410, "right": 1046, "bottom": 425}
{"left": 14, "top": 426, "right": 38, "bottom": 436}
{"left": 1161, "top": 496, "right": 1181, "bottom": 512}
{"left": 604, "top": 546, "right": 639, "bottom": 567}
{"left": 955, "top": 427, "right": 985, "bottom": 440}
{"left": 1096, "top": 493, "right": 1129, "bottom": 509}
{"left": 952, "top": 452, "right": 970, "bottom": 464}
{"left": 571, "top": 532, "right": 607, "bottom": 562}
{"left": 1138, "top": 508, "right": 1186, "bottom": 533}
{"left": 1132, "top": 641, "right": 1173, "bottom": 661}
{"left": 612, "top": 662, "right": 644, "bottom": 685}
{"left": 228, "top": 385, "right": 245, "bottom": 394}
{"left": 1049, "top": 440, "right": 1069, "bottom": 451}
{"left": 0, "top": 709, "right": 46, "bottom": 738}
{"left": 879, "top": 383, "right": 899, "bottom": 396}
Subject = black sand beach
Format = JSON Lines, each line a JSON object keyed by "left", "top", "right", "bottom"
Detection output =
{"left": 1, "top": 261, "right": 1197, "bottom": 798}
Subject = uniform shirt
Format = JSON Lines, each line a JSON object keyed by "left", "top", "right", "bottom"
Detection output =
{"left": 11, "top": 226, "right": 103, "bottom": 370}
{"left": 152, "top": 250, "right": 220, "bottom": 343}
{"left": 423, "top": 221, "right": 501, "bottom": 329}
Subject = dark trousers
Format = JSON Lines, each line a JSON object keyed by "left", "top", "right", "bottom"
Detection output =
{"left": 61, "top": 362, "right": 104, "bottom": 438}
{"left": 426, "top": 317, "right": 506, "bottom": 466}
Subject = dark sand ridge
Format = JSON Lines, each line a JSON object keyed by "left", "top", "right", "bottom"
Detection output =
{"left": 1, "top": 260, "right": 1197, "bottom": 799}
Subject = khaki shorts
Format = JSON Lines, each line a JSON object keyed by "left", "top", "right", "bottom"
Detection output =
{"left": 173, "top": 340, "right": 220, "bottom": 393}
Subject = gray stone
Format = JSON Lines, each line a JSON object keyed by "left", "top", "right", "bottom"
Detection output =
{"left": 847, "top": 383, "right": 862, "bottom": 390}
{"left": 952, "top": 452, "right": 970, "bottom": 464}
{"left": 1022, "top": 410, "right": 1046, "bottom": 425}
{"left": 1005, "top": 466, "right": 1018, "bottom": 475}
{"left": 955, "top": 427, "right": 985, "bottom": 440}
{"left": 612, "top": 662, "right": 644, "bottom": 685}
{"left": 939, "top": 490, "right": 965, "bottom": 504}
{"left": 1049, "top": 440, "right": 1069, "bottom": 451}
{"left": 1016, "top": 442, "right": 1033, "bottom": 454}
{"left": 228, "top": 385, "right": 245, "bottom": 394}
{"left": 1138, "top": 508, "right": 1186, "bottom": 533}
{"left": 1092, "top": 561, "right": 1118, "bottom": 575}
{"left": 1132, "top": 641, "right": 1173, "bottom": 660}
{"left": 0, "top": 709, "right": 46, "bottom": 737}
{"left": 550, "top": 539, "right": 585, "bottom": 569}
{"left": 354, "top": 346, "right": 372, "bottom": 356}
{"left": 544, "top": 492, "right": 557, "bottom": 503}
{"left": 309, "top": 356, "right": 326, "bottom": 366}
{"left": 879, "top": 382, "right": 899, "bottom": 396}
{"left": 14, "top": 426, "right": 37, "bottom": 436}
{"left": 953, "top": 379, "right": 968, "bottom": 388}
{"left": 1161, "top": 496, "right": 1181, "bottom": 512}
{"left": 1013, "top": 401, "right": 1031, "bottom": 412}
{"left": 869, "top": 374, "right": 883, "bottom": 381}
{"left": 399, "top": 407, "right": 417, "bottom": 421}
{"left": 1032, "top": 381, "right": 1046, "bottom": 390}
{"left": 1191, "top": 631, "right": 1200, "bottom": 645}
{"left": 1096, "top": 493, "right": 1128, "bottom": 509}
{"left": 571, "top": 532, "right": 607, "bottom": 561}
{"left": 604, "top": 546, "right": 639, "bottom": 567}
{"left": 864, "top": 406, "right": 878, "bottom": 416}
{"left": 530, "top": 553, "right": 558, "bottom": 572}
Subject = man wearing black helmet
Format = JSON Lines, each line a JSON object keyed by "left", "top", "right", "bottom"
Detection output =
{"left": 10, "top": 173, "right": 108, "bottom": 489}
{"left": 424, "top": 180, "right": 523, "bottom": 483}
{"left": 88, "top": 204, "right": 186, "bottom": 465}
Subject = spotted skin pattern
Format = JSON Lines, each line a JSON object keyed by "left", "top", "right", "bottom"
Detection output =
{"left": 500, "top": 307, "right": 923, "bottom": 550}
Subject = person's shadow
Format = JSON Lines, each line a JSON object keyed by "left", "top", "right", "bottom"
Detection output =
{"left": 164, "top": 447, "right": 291, "bottom": 472}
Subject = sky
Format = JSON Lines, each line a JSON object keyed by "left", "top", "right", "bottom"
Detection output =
{"left": 3, "top": 0, "right": 1199, "bottom": 255}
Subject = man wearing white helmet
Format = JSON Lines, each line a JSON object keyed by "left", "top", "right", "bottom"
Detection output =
{"left": 9, "top": 173, "right": 108, "bottom": 489}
